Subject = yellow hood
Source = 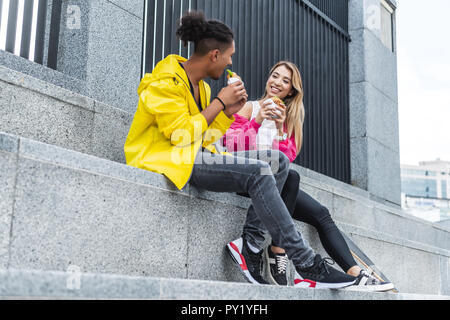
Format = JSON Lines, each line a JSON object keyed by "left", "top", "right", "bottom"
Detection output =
{"left": 137, "top": 55, "right": 188, "bottom": 96}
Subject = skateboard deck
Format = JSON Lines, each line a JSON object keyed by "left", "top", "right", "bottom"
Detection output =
{"left": 341, "top": 231, "right": 399, "bottom": 293}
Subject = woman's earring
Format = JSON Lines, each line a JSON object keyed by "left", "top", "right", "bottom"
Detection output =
{"left": 287, "top": 90, "right": 296, "bottom": 98}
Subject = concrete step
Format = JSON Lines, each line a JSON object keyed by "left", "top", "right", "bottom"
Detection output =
{"left": 1, "top": 269, "right": 448, "bottom": 300}
{"left": 1, "top": 131, "right": 450, "bottom": 296}
{"left": 0, "top": 64, "right": 132, "bottom": 165}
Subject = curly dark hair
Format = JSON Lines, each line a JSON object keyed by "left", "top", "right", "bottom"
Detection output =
{"left": 176, "top": 11, "right": 234, "bottom": 56}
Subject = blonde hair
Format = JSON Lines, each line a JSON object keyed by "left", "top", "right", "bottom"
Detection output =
{"left": 261, "top": 61, "right": 305, "bottom": 155}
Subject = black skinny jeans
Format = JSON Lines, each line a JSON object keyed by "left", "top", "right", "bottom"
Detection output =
{"left": 278, "top": 169, "right": 357, "bottom": 272}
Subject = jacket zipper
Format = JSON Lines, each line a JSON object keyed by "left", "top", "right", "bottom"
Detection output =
{"left": 174, "top": 72, "right": 208, "bottom": 153}
{"left": 175, "top": 72, "right": 204, "bottom": 112}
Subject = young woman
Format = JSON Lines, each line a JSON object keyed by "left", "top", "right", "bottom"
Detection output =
{"left": 222, "top": 61, "right": 394, "bottom": 292}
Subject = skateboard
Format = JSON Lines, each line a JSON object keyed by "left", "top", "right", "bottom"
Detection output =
{"left": 341, "top": 231, "right": 399, "bottom": 293}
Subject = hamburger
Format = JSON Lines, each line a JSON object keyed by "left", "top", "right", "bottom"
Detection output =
{"left": 272, "top": 96, "right": 284, "bottom": 107}
{"left": 270, "top": 96, "right": 285, "bottom": 119}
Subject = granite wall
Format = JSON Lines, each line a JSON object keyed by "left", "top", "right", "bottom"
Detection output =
{"left": 348, "top": 0, "right": 401, "bottom": 206}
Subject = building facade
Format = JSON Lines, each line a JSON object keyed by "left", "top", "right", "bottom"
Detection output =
{"left": 401, "top": 159, "right": 450, "bottom": 223}
{"left": 348, "top": 0, "right": 400, "bottom": 206}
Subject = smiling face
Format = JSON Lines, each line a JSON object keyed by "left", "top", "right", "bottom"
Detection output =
{"left": 265, "top": 65, "right": 294, "bottom": 100}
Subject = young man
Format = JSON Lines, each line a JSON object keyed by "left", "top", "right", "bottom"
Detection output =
{"left": 124, "top": 11, "right": 356, "bottom": 289}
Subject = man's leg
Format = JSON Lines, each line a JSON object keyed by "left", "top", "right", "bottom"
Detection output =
{"left": 189, "top": 150, "right": 315, "bottom": 268}
{"left": 231, "top": 150, "right": 291, "bottom": 253}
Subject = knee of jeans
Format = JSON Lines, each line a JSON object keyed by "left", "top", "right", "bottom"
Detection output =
{"left": 247, "top": 162, "right": 276, "bottom": 191}
{"left": 278, "top": 151, "right": 290, "bottom": 170}
{"left": 266, "top": 150, "right": 289, "bottom": 175}
{"left": 248, "top": 161, "right": 271, "bottom": 177}
{"left": 259, "top": 161, "right": 273, "bottom": 176}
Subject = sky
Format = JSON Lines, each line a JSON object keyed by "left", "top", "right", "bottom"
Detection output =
{"left": 396, "top": 0, "right": 450, "bottom": 166}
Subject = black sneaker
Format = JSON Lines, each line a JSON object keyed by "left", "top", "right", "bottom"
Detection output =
{"left": 294, "top": 254, "right": 356, "bottom": 289}
{"left": 265, "top": 246, "right": 289, "bottom": 286}
{"left": 226, "top": 237, "right": 269, "bottom": 285}
{"left": 344, "top": 270, "right": 395, "bottom": 292}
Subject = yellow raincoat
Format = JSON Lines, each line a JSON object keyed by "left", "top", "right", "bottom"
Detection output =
{"left": 124, "top": 54, "right": 235, "bottom": 190}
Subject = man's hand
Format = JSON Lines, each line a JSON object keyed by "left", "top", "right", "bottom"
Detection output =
{"left": 217, "top": 81, "right": 248, "bottom": 117}
{"left": 224, "top": 96, "right": 248, "bottom": 118}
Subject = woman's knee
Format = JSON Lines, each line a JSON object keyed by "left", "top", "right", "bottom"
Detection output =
{"left": 287, "top": 169, "right": 300, "bottom": 185}
{"left": 305, "top": 204, "right": 334, "bottom": 228}
{"left": 315, "top": 206, "right": 337, "bottom": 230}
{"left": 284, "top": 170, "right": 300, "bottom": 190}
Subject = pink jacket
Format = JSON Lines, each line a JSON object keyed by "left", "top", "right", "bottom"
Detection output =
{"left": 222, "top": 114, "right": 298, "bottom": 162}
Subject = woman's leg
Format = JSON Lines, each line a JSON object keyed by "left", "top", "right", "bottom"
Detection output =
{"left": 292, "top": 189, "right": 359, "bottom": 274}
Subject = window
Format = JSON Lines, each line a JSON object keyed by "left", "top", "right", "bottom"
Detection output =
{"left": 402, "top": 178, "right": 438, "bottom": 198}
{"left": 442, "top": 180, "right": 448, "bottom": 199}
{"left": 380, "top": 0, "right": 395, "bottom": 52}
{"left": 401, "top": 169, "right": 433, "bottom": 176}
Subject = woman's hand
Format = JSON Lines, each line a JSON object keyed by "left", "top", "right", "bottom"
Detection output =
{"left": 255, "top": 99, "right": 277, "bottom": 125}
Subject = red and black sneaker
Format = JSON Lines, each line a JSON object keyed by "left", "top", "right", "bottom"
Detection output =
{"left": 294, "top": 254, "right": 356, "bottom": 289}
{"left": 226, "top": 237, "right": 269, "bottom": 285}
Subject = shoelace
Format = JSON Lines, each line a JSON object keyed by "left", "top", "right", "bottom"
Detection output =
{"left": 317, "top": 257, "right": 335, "bottom": 275}
{"left": 360, "top": 270, "right": 380, "bottom": 285}
{"left": 275, "top": 254, "right": 288, "bottom": 274}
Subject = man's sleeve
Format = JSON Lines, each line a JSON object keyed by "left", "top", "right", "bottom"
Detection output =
{"left": 202, "top": 111, "right": 236, "bottom": 147}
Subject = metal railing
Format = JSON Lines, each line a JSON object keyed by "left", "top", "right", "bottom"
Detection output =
{"left": 307, "top": 0, "right": 348, "bottom": 31}
{"left": 0, "top": 0, "right": 61, "bottom": 69}
{"left": 142, "top": 0, "right": 351, "bottom": 184}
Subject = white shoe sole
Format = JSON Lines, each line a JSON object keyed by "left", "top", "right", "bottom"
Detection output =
{"left": 226, "top": 238, "right": 262, "bottom": 285}
{"left": 343, "top": 282, "right": 395, "bottom": 292}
